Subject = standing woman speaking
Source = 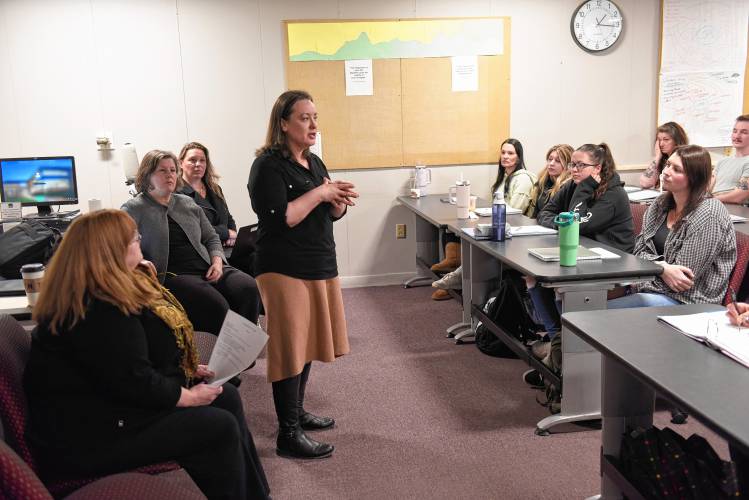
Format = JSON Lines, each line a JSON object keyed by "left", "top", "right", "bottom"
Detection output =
{"left": 248, "top": 90, "right": 358, "bottom": 459}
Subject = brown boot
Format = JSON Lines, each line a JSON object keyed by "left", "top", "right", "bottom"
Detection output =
{"left": 431, "top": 242, "right": 461, "bottom": 273}
{"left": 431, "top": 289, "right": 451, "bottom": 301}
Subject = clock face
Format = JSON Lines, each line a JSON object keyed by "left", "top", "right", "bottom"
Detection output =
{"left": 571, "top": 0, "right": 623, "bottom": 52}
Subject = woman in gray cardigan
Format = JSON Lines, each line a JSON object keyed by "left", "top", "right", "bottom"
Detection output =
{"left": 122, "top": 149, "right": 260, "bottom": 335}
{"left": 610, "top": 144, "right": 736, "bottom": 308}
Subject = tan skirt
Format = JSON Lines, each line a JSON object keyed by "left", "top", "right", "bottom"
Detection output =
{"left": 256, "top": 273, "right": 349, "bottom": 382}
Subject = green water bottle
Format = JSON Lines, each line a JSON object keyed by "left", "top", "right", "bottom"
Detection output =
{"left": 554, "top": 212, "right": 579, "bottom": 266}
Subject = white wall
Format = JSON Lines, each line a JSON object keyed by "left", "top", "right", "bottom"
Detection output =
{"left": 0, "top": 0, "right": 662, "bottom": 286}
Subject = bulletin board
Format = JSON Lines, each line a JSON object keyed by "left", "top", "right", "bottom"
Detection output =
{"left": 285, "top": 18, "right": 511, "bottom": 170}
{"left": 656, "top": 0, "right": 749, "bottom": 147}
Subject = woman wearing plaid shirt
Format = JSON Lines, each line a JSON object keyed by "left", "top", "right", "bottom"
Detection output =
{"left": 609, "top": 144, "right": 736, "bottom": 308}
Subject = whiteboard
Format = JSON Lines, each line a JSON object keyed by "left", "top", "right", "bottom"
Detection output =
{"left": 657, "top": 0, "right": 749, "bottom": 147}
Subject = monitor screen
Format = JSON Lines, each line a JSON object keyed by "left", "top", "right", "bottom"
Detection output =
{"left": 0, "top": 157, "right": 78, "bottom": 214}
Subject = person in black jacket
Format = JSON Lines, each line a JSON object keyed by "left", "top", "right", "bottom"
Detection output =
{"left": 23, "top": 209, "right": 269, "bottom": 500}
{"left": 178, "top": 141, "right": 238, "bottom": 247}
{"left": 524, "top": 143, "right": 634, "bottom": 374}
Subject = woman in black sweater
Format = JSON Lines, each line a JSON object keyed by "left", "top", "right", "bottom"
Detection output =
{"left": 24, "top": 209, "right": 269, "bottom": 500}
{"left": 525, "top": 143, "right": 634, "bottom": 368}
{"left": 178, "top": 141, "right": 238, "bottom": 247}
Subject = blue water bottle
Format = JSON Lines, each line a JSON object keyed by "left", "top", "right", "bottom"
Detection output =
{"left": 492, "top": 191, "right": 506, "bottom": 241}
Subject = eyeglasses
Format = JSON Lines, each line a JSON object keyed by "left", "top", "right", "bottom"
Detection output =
{"left": 567, "top": 162, "right": 598, "bottom": 171}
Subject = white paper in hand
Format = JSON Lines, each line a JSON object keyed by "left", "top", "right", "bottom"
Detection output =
{"left": 206, "top": 310, "right": 269, "bottom": 386}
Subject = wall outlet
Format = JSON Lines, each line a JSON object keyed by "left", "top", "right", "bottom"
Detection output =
{"left": 395, "top": 223, "right": 407, "bottom": 239}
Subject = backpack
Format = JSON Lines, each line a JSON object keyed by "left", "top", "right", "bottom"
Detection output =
{"left": 475, "top": 270, "right": 543, "bottom": 358}
{"left": 0, "top": 220, "right": 61, "bottom": 278}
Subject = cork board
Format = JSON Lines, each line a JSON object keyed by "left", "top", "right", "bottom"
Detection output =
{"left": 285, "top": 18, "right": 511, "bottom": 170}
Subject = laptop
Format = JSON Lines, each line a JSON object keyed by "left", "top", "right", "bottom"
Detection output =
{"left": 528, "top": 246, "right": 602, "bottom": 262}
{"left": 0, "top": 279, "right": 26, "bottom": 297}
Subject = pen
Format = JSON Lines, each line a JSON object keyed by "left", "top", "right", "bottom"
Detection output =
{"left": 730, "top": 287, "right": 741, "bottom": 334}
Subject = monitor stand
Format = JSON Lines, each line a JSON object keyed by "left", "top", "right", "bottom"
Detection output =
{"left": 24, "top": 206, "right": 53, "bottom": 218}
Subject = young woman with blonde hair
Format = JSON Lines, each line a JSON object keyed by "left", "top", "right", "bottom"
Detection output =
{"left": 24, "top": 209, "right": 269, "bottom": 499}
{"left": 525, "top": 144, "right": 573, "bottom": 218}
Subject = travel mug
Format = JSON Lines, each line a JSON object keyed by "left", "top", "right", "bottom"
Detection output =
{"left": 554, "top": 212, "right": 579, "bottom": 266}
{"left": 21, "top": 263, "right": 45, "bottom": 307}
{"left": 456, "top": 181, "right": 471, "bottom": 219}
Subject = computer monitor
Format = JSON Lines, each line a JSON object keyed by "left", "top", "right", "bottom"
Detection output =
{"left": 0, "top": 156, "right": 78, "bottom": 216}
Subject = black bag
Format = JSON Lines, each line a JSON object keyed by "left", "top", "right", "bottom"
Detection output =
{"left": 620, "top": 426, "right": 740, "bottom": 499}
{"left": 0, "top": 220, "right": 61, "bottom": 279}
{"left": 227, "top": 224, "right": 258, "bottom": 277}
{"left": 475, "top": 270, "right": 542, "bottom": 358}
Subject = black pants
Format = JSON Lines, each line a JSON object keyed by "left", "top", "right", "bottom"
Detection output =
{"left": 72, "top": 384, "right": 269, "bottom": 500}
{"left": 165, "top": 266, "right": 260, "bottom": 335}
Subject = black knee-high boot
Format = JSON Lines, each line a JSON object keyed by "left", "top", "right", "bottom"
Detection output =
{"left": 298, "top": 362, "right": 335, "bottom": 430}
{"left": 272, "top": 373, "right": 334, "bottom": 459}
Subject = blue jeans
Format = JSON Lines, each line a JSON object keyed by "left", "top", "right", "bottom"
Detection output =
{"left": 527, "top": 285, "right": 562, "bottom": 339}
{"left": 607, "top": 292, "right": 681, "bottom": 309}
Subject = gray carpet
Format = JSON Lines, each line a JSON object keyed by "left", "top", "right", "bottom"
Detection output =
{"left": 167, "top": 284, "right": 730, "bottom": 499}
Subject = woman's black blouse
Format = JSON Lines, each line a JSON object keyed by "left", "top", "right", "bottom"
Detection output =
{"left": 166, "top": 215, "right": 209, "bottom": 275}
{"left": 177, "top": 184, "right": 237, "bottom": 242}
{"left": 247, "top": 150, "right": 342, "bottom": 280}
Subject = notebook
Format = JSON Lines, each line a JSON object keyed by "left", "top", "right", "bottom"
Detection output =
{"left": 627, "top": 189, "right": 660, "bottom": 202}
{"left": 528, "top": 246, "right": 602, "bottom": 262}
{"left": 474, "top": 206, "right": 522, "bottom": 217}
{"left": 658, "top": 310, "right": 749, "bottom": 368}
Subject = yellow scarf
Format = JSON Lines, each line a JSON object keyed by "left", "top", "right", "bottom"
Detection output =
{"left": 148, "top": 285, "right": 199, "bottom": 380}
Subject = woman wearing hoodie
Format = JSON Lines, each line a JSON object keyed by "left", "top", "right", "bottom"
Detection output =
{"left": 524, "top": 143, "right": 634, "bottom": 374}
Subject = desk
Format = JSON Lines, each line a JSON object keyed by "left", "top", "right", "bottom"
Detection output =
{"left": 398, "top": 194, "right": 489, "bottom": 290}
{"left": 0, "top": 295, "right": 32, "bottom": 321}
{"left": 561, "top": 304, "right": 745, "bottom": 499}
{"left": 449, "top": 217, "right": 662, "bottom": 434}
{"left": 726, "top": 204, "right": 749, "bottom": 236}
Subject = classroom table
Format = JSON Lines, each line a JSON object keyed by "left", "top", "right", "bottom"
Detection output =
{"left": 448, "top": 216, "right": 662, "bottom": 434}
{"left": 726, "top": 204, "right": 749, "bottom": 236}
{"left": 561, "top": 304, "right": 746, "bottom": 499}
{"left": 399, "top": 193, "right": 663, "bottom": 434}
{"left": 0, "top": 295, "right": 32, "bottom": 321}
{"left": 398, "top": 194, "right": 491, "bottom": 336}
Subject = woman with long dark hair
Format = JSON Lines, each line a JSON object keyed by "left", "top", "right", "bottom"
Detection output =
{"left": 639, "top": 122, "right": 688, "bottom": 190}
{"left": 611, "top": 144, "right": 735, "bottom": 307}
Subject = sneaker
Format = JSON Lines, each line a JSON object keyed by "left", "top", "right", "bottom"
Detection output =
{"left": 522, "top": 369, "right": 544, "bottom": 389}
{"left": 530, "top": 340, "right": 550, "bottom": 360}
{"left": 432, "top": 267, "right": 463, "bottom": 290}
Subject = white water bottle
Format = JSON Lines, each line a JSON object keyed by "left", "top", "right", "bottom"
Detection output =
{"left": 456, "top": 180, "right": 471, "bottom": 219}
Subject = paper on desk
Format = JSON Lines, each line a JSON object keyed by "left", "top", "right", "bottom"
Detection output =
{"left": 658, "top": 310, "right": 749, "bottom": 368}
{"left": 623, "top": 186, "right": 642, "bottom": 193}
{"left": 474, "top": 206, "right": 521, "bottom": 217}
{"left": 731, "top": 214, "right": 748, "bottom": 224}
{"left": 207, "top": 310, "right": 269, "bottom": 386}
{"left": 508, "top": 225, "right": 557, "bottom": 236}
{"left": 628, "top": 189, "right": 660, "bottom": 201}
{"left": 589, "top": 247, "right": 621, "bottom": 259}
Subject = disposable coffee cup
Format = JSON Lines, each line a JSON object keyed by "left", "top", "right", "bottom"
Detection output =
{"left": 21, "top": 263, "right": 45, "bottom": 307}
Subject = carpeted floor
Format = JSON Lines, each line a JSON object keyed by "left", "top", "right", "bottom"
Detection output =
{"left": 166, "top": 284, "right": 730, "bottom": 499}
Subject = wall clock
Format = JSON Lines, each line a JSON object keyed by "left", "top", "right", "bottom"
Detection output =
{"left": 571, "top": 0, "right": 624, "bottom": 53}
